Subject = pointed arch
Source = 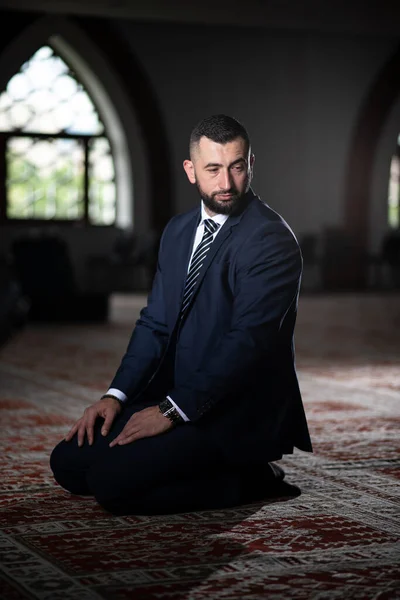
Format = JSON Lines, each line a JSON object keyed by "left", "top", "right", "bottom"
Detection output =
{"left": 0, "top": 44, "right": 118, "bottom": 224}
{"left": 343, "top": 42, "right": 400, "bottom": 285}
{"left": 387, "top": 139, "right": 400, "bottom": 230}
{"left": 0, "top": 12, "right": 173, "bottom": 232}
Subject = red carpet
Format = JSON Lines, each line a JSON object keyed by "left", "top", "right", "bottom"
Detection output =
{"left": 0, "top": 294, "right": 399, "bottom": 599}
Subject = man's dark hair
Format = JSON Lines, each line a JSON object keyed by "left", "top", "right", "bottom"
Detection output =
{"left": 189, "top": 114, "right": 250, "bottom": 156}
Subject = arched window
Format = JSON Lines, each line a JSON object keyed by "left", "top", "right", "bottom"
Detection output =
{"left": 388, "top": 135, "right": 400, "bottom": 229}
{"left": 0, "top": 45, "right": 116, "bottom": 225}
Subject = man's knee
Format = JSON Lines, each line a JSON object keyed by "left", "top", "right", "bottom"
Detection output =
{"left": 50, "top": 440, "right": 89, "bottom": 495}
{"left": 50, "top": 440, "right": 66, "bottom": 477}
{"left": 50, "top": 441, "right": 73, "bottom": 492}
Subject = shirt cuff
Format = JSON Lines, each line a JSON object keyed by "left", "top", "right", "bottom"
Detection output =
{"left": 167, "top": 396, "right": 190, "bottom": 422}
{"left": 107, "top": 388, "right": 128, "bottom": 403}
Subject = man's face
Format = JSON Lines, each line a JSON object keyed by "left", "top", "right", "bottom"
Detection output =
{"left": 183, "top": 136, "right": 254, "bottom": 215}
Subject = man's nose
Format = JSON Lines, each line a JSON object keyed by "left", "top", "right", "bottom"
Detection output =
{"left": 218, "top": 169, "right": 232, "bottom": 190}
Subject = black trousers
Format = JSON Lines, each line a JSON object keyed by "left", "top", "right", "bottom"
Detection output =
{"left": 50, "top": 401, "right": 269, "bottom": 515}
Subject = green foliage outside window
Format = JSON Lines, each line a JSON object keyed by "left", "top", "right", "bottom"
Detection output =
{"left": 7, "top": 139, "right": 84, "bottom": 220}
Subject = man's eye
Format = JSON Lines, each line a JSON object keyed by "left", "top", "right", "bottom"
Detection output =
{"left": 234, "top": 165, "right": 244, "bottom": 172}
{"left": 208, "top": 168, "right": 218, "bottom": 173}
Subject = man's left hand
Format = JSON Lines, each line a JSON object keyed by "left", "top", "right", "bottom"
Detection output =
{"left": 109, "top": 406, "right": 173, "bottom": 447}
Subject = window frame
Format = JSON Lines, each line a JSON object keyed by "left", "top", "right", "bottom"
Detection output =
{"left": 0, "top": 130, "right": 114, "bottom": 226}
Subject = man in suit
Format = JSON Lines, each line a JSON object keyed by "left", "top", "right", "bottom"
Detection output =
{"left": 50, "top": 114, "right": 312, "bottom": 515}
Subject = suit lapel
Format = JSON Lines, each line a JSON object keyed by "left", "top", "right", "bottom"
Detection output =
{"left": 170, "top": 209, "right": 200, "bottom": 320}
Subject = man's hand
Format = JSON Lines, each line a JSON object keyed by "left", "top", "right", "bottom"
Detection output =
{"left": 109, "top": 406, "right": 173, "bottom": 447}
{"left": 65, "top": 397, "right": 122, "bottom": 447}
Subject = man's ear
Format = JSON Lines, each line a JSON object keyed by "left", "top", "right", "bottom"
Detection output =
{"left": 249, "top": 153, "right": 255, "bottom": 177}
{"left": 183, "top": 159, "right": 196, "bottom": 184}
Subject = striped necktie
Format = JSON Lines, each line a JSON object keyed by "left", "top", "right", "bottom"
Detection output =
{"left": 180, "top": 218, "right": 220, "bottom": 316}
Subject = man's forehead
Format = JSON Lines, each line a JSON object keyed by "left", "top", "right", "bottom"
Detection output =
{"left": 195, "top": 136, "right": 248, "bottom": 161}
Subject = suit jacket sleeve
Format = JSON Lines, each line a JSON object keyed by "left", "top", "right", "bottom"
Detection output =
{"left": 168, "top": 222, "right": 302, "bottom": 421}
{"left": 109, "top": 227, "right": 170, "bottom": 399}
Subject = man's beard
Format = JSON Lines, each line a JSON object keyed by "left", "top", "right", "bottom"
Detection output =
{"left": 195, "top": 177, "right": 250, "bottom": 215}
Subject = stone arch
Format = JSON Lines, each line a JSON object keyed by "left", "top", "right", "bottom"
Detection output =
{"left": 0, "top": 11, "right": 173, "bottom": 233}
{"left": 343, "top": 42, "right": 400, "bottom": 284}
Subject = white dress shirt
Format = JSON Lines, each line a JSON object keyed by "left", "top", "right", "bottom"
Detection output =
{"left": 107, "top": 202, "right": 229, "bottom": 420}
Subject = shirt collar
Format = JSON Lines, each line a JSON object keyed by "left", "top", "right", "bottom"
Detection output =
{"left": 200, "top": 201, "right": 229, "bottom": 228}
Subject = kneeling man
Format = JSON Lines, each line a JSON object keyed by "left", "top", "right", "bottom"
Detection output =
{"left": 50, "top": 115, "right": 312, "bottom": 515}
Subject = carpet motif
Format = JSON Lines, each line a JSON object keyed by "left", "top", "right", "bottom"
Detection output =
{"left": 0, "top": 294, "right": 399, "bottom": 599}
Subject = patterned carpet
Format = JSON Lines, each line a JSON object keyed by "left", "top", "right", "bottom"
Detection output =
{"left": 0, "top": 293, "right": 399, "bottom": 599}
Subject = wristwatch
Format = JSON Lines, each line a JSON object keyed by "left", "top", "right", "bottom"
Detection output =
{"left": 159, "top": 398, "right": 184, "bottom": 425}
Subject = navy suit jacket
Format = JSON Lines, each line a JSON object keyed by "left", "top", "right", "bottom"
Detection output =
{"left": 110, "top": 190, "right": 312, "bottom": 466}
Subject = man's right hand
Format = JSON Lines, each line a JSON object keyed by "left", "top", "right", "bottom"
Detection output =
{"left": 65, "top": 397, "right": 122, "bottom": 447}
